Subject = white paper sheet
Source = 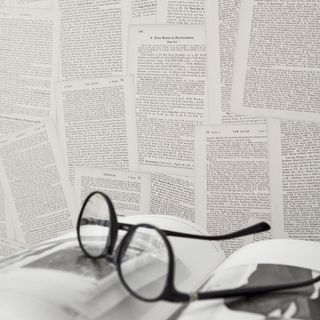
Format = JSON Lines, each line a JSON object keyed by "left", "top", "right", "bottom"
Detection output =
{"left": 59, "top": 0, "right": 131, "bottom": 81}
{"left": 0, "top": 7, "right": 59, "bottom": 136}
{"left": 269, "top": 119, "right": 320, "bottom": 241}
{"left": 195, "top": 124, "right": 271, "bottom": 255}
{"left": 57, "top": 76, "right": 138, "bottom": 185}
{"left": 231, "top": 0, "right": 320, "bottom": 122}
{"left": 0, "top": 121, "right": 77, "bottom": 246}
{"left": 128, "top": 24, "right": 208, "bottom": 175}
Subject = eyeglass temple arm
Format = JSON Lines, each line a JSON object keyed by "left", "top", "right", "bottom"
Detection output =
{"left": 196, "top": 273, "right": 320, "bottom": 300}
{"left": 117, "top": 221, "right": 270, "bottom": 240}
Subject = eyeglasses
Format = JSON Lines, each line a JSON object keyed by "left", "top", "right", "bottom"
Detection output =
{"left": 77, "top": 191, "right": 320, "bottom": 303}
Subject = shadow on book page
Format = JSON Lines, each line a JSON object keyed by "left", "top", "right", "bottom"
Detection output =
{"left": 224, "top": 264, "right": 320, "bottom": 320}
{"left": 184, "top": 264, "right": 320, "bottom": 320}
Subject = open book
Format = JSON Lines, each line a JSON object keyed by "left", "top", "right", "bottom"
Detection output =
{"left": 0, "top": 215, "right": 224, "bottom": 320}
{"left": 179, "top": 239, "right": 320, "bottom": 320}
{"left": 0, "top": 214, "right": 319, "bottom": 320}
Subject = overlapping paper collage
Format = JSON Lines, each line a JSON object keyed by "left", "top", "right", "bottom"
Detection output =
{"left": 0, "top": 0, "right": 319, "bottom": 256}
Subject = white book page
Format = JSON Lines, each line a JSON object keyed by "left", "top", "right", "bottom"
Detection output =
{"left": 59, "top": 0, "right": 131, "bottom": 81}
{"left": 57, "top": 76, "right": 138, "bottom": 185}
{"left": 217, "top": 0, "right": 265, "bottom": 125}
{"left": 269, "top": 119, "right": 320, "bottom": 241}
{"left": 0, "top": 7, "right": 59, "bottom": 136}
{"left": 220, "top": 239, "right": 320, "bottom": 271}
{"left": 156, "top": 0, "right": 221, "bottom": 124}
{"left": 195, "top": 125, "right": 271, "bottom": 256}
{"left": 131, "top": 0, "right": 158, "bottom": 24}
{"left": 74, "top": 167, "right": 151, "bottom": 216}
{"left": 0, "top": 293, "right": 78, "bottom": 320}
{"left": 231, "top": 0, "right": 320, "bottom": 122}
{"left": 0, "top": 121, "right": 77, "bottom": 246}
{"left": 128, "top": 24, "right": 208, "bottom": 175}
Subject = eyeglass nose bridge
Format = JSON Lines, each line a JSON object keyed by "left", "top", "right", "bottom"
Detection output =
{"left": 104, "top": 230, "right": 119, "bottom": 263}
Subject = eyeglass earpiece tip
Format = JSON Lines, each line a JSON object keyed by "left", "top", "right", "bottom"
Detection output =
{"left": 260, "top": 222, "right": 271, "bottom": 231}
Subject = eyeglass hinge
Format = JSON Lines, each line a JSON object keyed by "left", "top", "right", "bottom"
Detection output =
{"left": 189, "top": 292, "right": 198, "bottom": 302}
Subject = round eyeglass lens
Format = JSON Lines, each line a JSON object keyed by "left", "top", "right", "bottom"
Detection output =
{"left": 118, "top": 226, "right": 169, "bottom": 301}
{"left": 79, "top": 193, "right": 110, "bottom": 258}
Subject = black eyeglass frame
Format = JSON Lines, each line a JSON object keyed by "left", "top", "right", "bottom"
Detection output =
{"left": 77, "top": 191, "right": 320, "bottom": 303}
